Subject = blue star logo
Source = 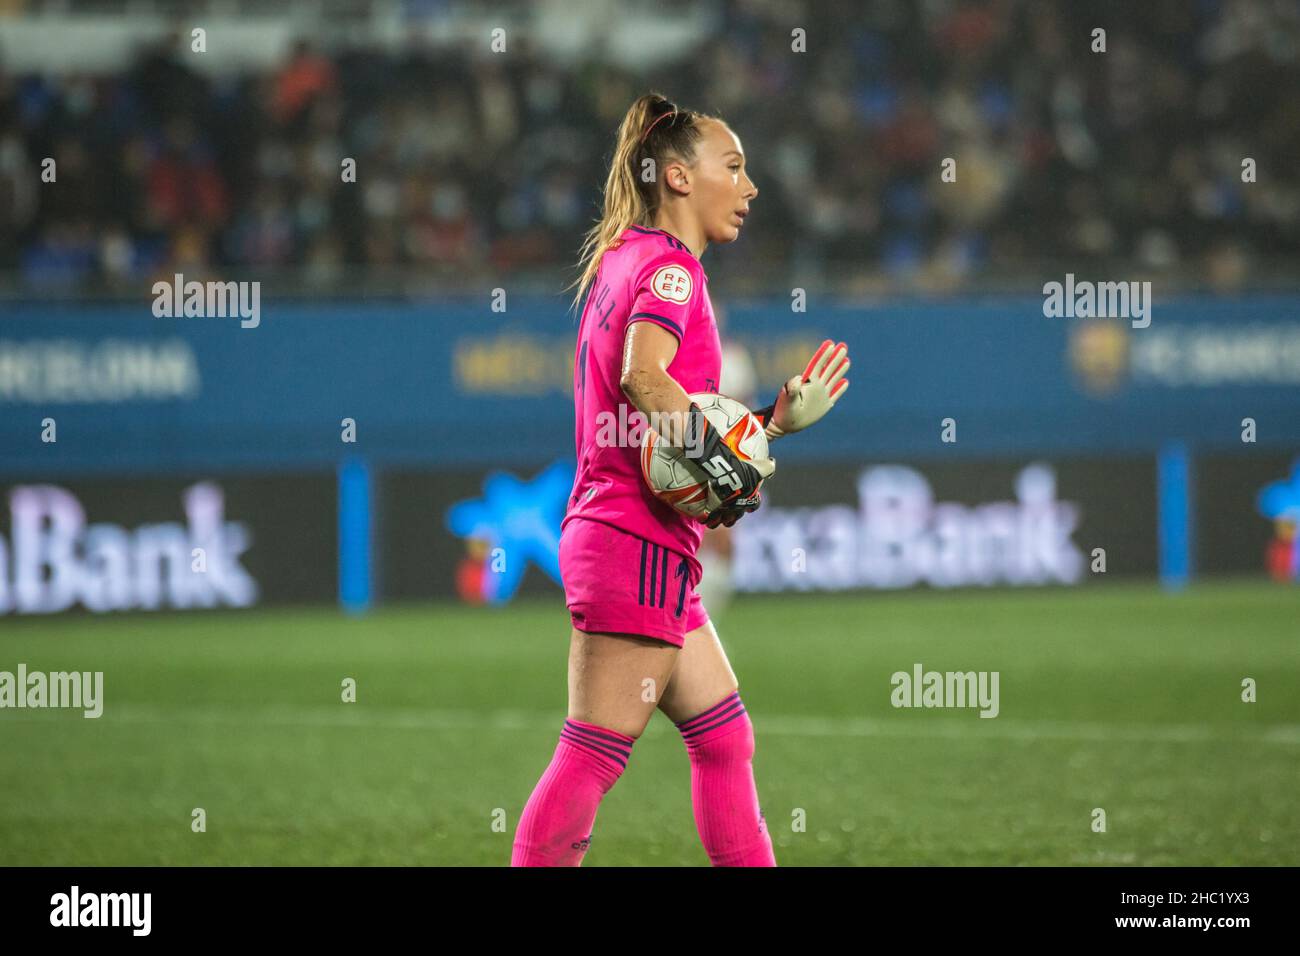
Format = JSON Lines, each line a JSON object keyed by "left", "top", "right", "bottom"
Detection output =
{"left": 1257, "top": 461, "right": 1300, "bottom": 524}
{"left": 1257, "top": 460, "right": 1300, "bottom": 582}
{"left": 446, "top": 460, "right": 574, "bottom": 604}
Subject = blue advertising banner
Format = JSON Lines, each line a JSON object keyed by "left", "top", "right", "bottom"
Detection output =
{"left": 2, "top": 294, "right": 1299, "bottom": 477}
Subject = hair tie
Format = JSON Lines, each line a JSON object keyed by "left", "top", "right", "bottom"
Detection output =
{"left": 640, "top": 107, "right": 677, "bottom": 144}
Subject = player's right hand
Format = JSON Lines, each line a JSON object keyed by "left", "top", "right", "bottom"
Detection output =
{"left": 686, "top": 402, "right": 775, "bottom": 526}
{"left": 704, "top": 504, "right": 746, "bottom": 529}
{"left": 703, "top": 454, "right": 775, "bottom": 527}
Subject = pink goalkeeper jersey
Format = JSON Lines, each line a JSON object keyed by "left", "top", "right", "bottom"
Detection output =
{"left": 563, "top": 225, "right": 723, "bottom": 577}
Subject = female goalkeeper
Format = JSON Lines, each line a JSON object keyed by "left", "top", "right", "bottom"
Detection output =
{"left": 510, "top": 92, "right": 850, "bottom": 866}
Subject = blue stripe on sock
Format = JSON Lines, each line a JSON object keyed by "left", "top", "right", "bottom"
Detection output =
{"left": 563, "top": 721, "right": 633, "bottom": 753}
{"left": 560, "top": 731, "right": 628, "bottom": 768}
{"left": 680, "top": 702, "right": 747, "bottom": 740}
{"left": 675, "top": 691, "right": 741, "bottom": 730}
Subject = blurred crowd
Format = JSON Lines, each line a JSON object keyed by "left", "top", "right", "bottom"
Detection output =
{"left": 1, "top": 0, "right": 1298, "bottom": 295}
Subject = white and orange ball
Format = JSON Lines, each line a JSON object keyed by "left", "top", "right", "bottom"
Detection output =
{"left": 640, "top": 393, "right": 770, "bottom": 519}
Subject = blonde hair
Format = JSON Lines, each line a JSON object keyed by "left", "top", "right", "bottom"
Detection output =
{"left": 568, "top": 92, "right": 712, "bottom": 312}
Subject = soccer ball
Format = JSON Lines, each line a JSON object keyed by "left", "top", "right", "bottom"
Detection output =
{"left": 640, "top": 392, "right": 770, "bottom": 519}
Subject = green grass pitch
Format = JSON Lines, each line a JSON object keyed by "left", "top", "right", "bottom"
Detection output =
{"left": 2, "top": 581, "right": 1297, "bottom": 866}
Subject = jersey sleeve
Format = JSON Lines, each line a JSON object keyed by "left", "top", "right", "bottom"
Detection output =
{"left": 626, "top": 251, "right": 704, "bottom": 344}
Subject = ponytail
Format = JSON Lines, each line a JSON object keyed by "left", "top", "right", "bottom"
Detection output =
{"left": 569, "top": 92, "right": 710, "bottom": 312}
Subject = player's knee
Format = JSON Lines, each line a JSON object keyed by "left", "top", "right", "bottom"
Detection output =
{"left": 678, "top": 694, "right": 755, "bottom": 762}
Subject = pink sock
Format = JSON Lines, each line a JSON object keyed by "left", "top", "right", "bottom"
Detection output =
{"left": 511, "top": 718, "right": 634, "bottom": 866}
{"left": 676, "top": 691, "right": 777, "bottom": 867}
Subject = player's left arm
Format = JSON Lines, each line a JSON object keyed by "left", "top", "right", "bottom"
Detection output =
{"left": 752, "top": 339, "right": 850, "bottom": 440}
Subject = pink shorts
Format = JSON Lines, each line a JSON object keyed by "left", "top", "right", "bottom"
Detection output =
{"left": 559, "top": 518, "right": 708, "bottom": 647}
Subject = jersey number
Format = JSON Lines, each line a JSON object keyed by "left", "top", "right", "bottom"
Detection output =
{"left": 593, "top": 282, "right": 615, "bottom": 331}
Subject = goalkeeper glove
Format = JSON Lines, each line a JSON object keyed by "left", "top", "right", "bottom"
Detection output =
{"left": 753, "top": 339, "right": 850, "bottom": 440}
{"left": 704, "top": 506, "right": 744, "bottom": 529}
{"left": 683, "top": 401, "right": 775, "bottom": 527}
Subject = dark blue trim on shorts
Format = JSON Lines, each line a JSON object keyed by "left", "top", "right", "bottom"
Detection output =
{"left": 659, "top": 547, "right": 669, "bottom": 608}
